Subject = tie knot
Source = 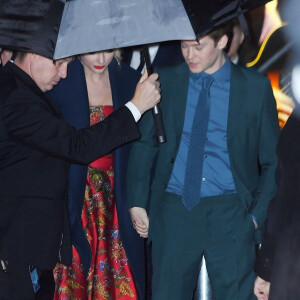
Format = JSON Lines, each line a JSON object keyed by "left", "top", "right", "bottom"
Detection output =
{"left": 202, "top": 75, "right": 214, "bottom": 90}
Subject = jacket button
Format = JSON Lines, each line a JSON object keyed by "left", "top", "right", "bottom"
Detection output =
{"left": 171, "top": 158, "right": 175, "bottom": 164}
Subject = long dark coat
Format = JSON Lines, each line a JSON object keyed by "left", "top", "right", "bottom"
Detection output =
{"left": 256, "top": 107, "right": 300, "bottom": 299}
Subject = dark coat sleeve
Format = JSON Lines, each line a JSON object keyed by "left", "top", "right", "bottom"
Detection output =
{"left": 2, "top": 87, "right": 140, "bottom": 165}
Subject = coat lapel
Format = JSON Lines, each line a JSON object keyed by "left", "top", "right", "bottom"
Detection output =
{"left": 49, "top": 58, "right": 90, "bottom": 126}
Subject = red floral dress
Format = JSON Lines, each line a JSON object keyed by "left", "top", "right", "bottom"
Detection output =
{"left": 53, "top": 106, "right": 137, "bottom": 300}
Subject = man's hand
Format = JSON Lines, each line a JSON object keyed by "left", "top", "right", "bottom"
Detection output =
{"left": 254, "top": 276, "right": 270, "bottom": 300}
{"left": 129, "top": 207, "right": 149, "bottom": 238}
{"left": 130, "top": 70, "right": 161, "bottom": 115}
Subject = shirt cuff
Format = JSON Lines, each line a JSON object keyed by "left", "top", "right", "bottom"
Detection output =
{"left": 125, "top": 102, "right": 141, "bottom": 122}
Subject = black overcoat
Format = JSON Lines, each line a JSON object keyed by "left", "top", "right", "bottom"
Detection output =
{"left": 256, "top": 107, "right": 300, "bottom": 299}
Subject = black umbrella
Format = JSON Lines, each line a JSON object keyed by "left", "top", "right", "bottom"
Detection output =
{"left": 53, "top": 0, "right": 272, "bottom": 59}
{"left": 0, "top": 0, "right": 64, "bottom": 59}
{"left": 181, "top": 0, "right": 272, "bottom": 37}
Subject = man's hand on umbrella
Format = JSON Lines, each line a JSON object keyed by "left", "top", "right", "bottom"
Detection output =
{"left": 129, "top": 207, "right": 149, "bottom": 238}
{"left": 131, "top": 69, "right": 161, "bottom": 115}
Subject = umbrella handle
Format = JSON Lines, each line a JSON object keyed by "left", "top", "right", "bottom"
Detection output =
{"left": 142, "top": 46, "right": 167, "bottom": 144}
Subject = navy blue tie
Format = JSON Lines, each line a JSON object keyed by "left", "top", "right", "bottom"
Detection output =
{"left": 182, "top": 75, "right": 214, "bottom": 209}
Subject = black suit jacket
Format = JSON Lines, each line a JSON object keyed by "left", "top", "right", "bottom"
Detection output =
{"left": 256, "top": 107, "right": 300, "bottom": 299}
{"left": 0, "top": 62, "right": 140, "bottom": 269}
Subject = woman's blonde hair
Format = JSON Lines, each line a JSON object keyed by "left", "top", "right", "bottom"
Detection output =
{"left": 114, "top": 49, "right": 122, "bottom": 66}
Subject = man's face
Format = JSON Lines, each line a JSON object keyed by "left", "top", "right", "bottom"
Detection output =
{"left": 30, "top": 54, "right": 72, "bottom": 92}
{"left": 181, "top": 35, "right": 226, "bottom": 74}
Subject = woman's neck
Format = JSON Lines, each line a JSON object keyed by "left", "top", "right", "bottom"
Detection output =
{"left": 83, "top": 66, "right": 113, "bottom": 106}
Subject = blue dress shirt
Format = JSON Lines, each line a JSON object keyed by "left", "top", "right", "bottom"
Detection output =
{"left": 167, "top": 59, "right": 237, "bottom": 198}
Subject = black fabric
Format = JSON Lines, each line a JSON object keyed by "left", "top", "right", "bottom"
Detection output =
{"left": 255, "top": 107, "right": 300, "bottom": 299}
{"left": 35, "top": 269, "right": 55, "bottom": 300}
{"left": 181, "top": 0, "right": 270, "bottom": 37}
{"left": 0, "top": 261, "right": 35, "bottom": 300}
{"left": 0, "top": 0, "right": 64, "bottom": 59}
{"left": 137, "top": 50, "right": 145, "bottom": 73}
{"left": 0, "top": 261, "right": 55, "bottom": 300}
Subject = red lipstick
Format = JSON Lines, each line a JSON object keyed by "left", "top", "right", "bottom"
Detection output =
{"left": 94, "top": 65, "right": 105, "bottom": 70}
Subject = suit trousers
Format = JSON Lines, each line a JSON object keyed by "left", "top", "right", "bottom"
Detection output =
{"left": 151, "top": 192, "right": 257, "bottom": 300}
{"left": 0, "top": 260, "right": 54, "bottom": 300}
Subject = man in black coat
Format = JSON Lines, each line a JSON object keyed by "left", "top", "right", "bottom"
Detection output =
{"left": 254, "top": 105, "right": 300, "bottom": 300}
{"left": 254, "top": 2, "right": 300, "bottom": 299}
{"left": 0, "top": 50, "right": 160, "bottom": 299}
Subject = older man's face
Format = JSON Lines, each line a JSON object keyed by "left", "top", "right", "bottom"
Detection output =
{"left": 30, "top": 54, "right": 72, "bottom": 92}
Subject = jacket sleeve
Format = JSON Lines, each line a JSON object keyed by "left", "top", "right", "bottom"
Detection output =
{"left": 251, "top": 80, "right": 280, "bottom": 226}
{"left": 2, "top": 88, "right": 140, "bottom": 164}
{"left": 126, "top": 109, "right": 158, "bottom": 209}
{"left": 255, "top": 196, "right": 280, "bottom": 281}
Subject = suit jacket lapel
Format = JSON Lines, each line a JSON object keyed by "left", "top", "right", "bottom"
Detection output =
{"left": 49, "top": 58, "right": 90, "bottom": 126}
{"left": 109, "top": 59, "right": 120, "bottom": 110}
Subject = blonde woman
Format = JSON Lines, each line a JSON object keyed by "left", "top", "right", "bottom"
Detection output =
{"left": 50, "top": 51, "right": 145, "bottom": 300}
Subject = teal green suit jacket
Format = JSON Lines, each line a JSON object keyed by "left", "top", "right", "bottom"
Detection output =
{"left": 127, "top": 62, "right": 280, "bottom": 241}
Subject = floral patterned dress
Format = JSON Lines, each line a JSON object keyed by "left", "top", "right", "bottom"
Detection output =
{"left": 53, "top": 106, "right": 137, "bottom": 300}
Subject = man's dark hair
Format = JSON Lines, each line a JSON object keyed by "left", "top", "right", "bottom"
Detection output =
{"left": 208, "top": 22, "right": 233, "bottom": 46}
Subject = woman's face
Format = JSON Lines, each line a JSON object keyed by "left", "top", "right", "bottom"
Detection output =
{"left": 80, "top": 51, "right": 114, "bottom": 74}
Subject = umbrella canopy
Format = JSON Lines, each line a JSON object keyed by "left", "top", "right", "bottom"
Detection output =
{"left": 53, "top": 0, "right": 196, "bottom": 59}
{"left": 0, "top": 0, "right": 271, "bottom": 60}
{"left": 0, "top": 0, "right": 64, "bottom": 59}
{"left": 54, "top": 0, "right": 272, "bottom": 59}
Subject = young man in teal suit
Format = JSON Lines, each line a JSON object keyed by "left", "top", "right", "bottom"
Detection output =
{"left": 127, "top": 24, "right": 280, "bottom": 300}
